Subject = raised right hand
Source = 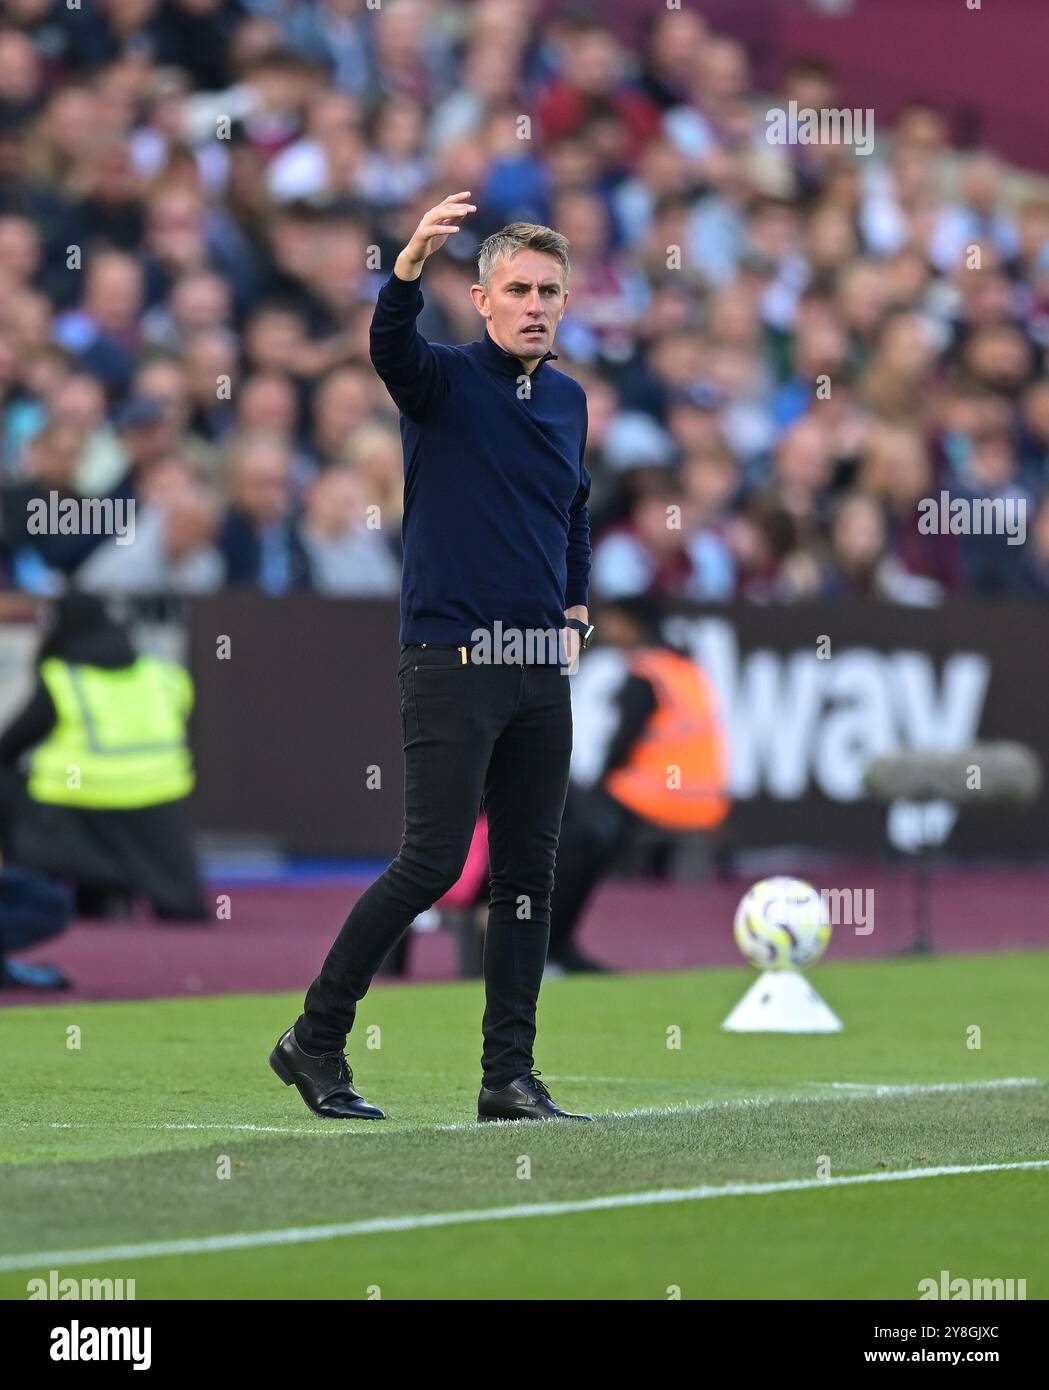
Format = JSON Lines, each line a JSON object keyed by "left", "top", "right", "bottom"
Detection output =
{"left": 396, "top": 192, "right": 478, "bottom": 279}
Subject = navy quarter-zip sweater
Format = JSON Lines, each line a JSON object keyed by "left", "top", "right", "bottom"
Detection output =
{"left": 369, "top": 269, "right": 591, "bottom": 649}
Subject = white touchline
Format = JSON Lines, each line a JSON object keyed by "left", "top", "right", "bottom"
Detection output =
{"left": 434, "top": 1077, "right": 1043, "bottom": 1130}
{"left": 849, "top": 1077, "right": 1038, "bottom": 1089}
{"left": 1, "top": 1159, "right": 1047, "bottom": 1274}
{"left": 824, "top": 1079, "right": 1040, "bottom": 1095}
{"left": 0, "top": 1078, "right": 1041, "bottom": 1140}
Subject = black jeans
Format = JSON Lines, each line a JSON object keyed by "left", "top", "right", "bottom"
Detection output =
{"left": 296, "top": 642, "right": 574, "bottom": 1087}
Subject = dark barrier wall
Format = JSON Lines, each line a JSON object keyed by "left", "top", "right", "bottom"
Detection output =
{"left": 188, "top": 593, "right": 404, "bottom": 857}
{"left": 188, "top": 596, "right": 1048, "bottom": 858}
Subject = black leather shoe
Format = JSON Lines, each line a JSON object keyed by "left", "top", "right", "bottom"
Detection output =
{"left": 269, "top": 1027, "right": 386, "bottom": 1119}
{"left": 478, "top": 1071, "right": 593, "bottom": 1122}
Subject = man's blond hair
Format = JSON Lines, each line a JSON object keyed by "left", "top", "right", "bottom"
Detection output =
{"left": 476, "top": 223, "right": 570, "bottom": 292}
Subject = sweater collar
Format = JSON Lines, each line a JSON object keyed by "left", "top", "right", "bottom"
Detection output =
{"left": 478, "top": 325, "right": 558, "bottom": 378}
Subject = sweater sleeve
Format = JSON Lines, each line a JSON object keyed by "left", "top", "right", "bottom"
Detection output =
{"left": 564, "top": 407, "right": 592, "bottom": 610}
{"left": 369, "top": 269, "right": 452, "bottom": 419}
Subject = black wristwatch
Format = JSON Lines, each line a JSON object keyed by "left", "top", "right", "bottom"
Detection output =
{"left": 564, "top": 617, "right": 595, "bottom": 650}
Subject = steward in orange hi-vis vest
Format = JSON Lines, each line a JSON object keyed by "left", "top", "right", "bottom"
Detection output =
{"left": 604, "top": 648, "right": 729, "bottom": 831}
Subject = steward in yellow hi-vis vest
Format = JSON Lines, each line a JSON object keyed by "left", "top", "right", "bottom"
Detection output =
{"left": 546, "top": 595, "right": 732, "bottom": 973}
{"left": 28, "top": 656, "right": 195, "bottom": 809}
{"left": 604, "top": 648, "right": 729, "bottom": 831}
{"left": 0, "top": 593, "right": 207, "bottom": 922}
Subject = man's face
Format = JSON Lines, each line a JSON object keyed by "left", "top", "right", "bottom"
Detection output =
{"left": 234, "top": 449, "right": 291, "bottom": 524}
{"left": 471, "top": 250, "right": 569, "bottom": 367}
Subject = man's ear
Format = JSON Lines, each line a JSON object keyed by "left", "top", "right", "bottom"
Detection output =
{"left": 470, "top": 283, "right": 489, "bottom": 317}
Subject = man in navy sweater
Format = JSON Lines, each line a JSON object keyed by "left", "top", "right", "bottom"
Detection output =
{"left": 271, "top": 193, "right": 595, "bottom": 1122}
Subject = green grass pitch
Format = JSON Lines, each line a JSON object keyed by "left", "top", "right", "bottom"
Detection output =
{"left": 1, "top": 951, "right": 1046, "bottom": 1299}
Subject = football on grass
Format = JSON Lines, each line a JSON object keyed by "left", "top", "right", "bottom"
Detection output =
{"left": 733, "top": 876, "right": 831, "bottom": 971}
